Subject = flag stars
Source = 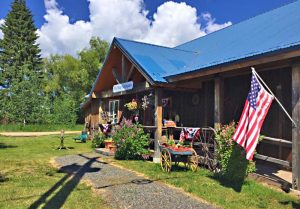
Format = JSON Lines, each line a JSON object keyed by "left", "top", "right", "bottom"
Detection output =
{"left": 247, "top": 75, "right": 261, "bottom": 109}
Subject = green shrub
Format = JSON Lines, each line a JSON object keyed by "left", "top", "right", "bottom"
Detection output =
{"left": 214, "top": 122, "right": 257, "bottom": 183}
{"left": 112, "top": 120, "right": 150, "bottom": 160}
{"left": 91, "top": 133, "right": 105, "bottom": 148}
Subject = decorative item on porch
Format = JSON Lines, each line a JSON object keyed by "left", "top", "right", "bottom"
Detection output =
{"left": 162, "top": 98, "right": 169, "bottom": 107}
{"left": 100, "top": 111, "right": 109, "bottom": 123}
{"left": 99, "top": 123, "right": 112, "bottom": 137}
{"left": 141, "top": 95, "right": 150, "bottom": 110}
{"left": 104, "top": 138, "right": 117, "bottom": 153}
{"left": 163, "top": 119, "right": 176, "bottom": 128}
{"left": 124, "top": 99, "right": 138, "bottom": 111}
{"left": 159, "top": 138, "right": 199, "bottom": 173}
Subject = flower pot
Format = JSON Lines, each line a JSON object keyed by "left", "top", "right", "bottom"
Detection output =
{"left": 109, "top": 145, "right": 117, "bottom": 153}
{"left": 104, "top": 139, "right": 114, "bottom": 150}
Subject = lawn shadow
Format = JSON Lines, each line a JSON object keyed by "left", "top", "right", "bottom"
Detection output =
{"left": 210, "top": 146, "right": 248, "bottom": 192}
{"left": 279, "top": 200, "right": 300, "bottom": 209}
{"left": 28, "top": 154, "right": 104, "bottom": 209}
{"left": 0, "top": 142, "right": 17, "bottom": 149}
{"left": 0, "top": 173, "right": 9, "bottom": 183}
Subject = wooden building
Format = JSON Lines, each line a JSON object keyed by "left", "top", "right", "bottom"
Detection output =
{"left": 81, "top": 1, "right": 300, "bottom": 189}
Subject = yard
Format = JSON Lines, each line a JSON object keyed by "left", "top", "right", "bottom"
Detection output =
{"left": 114, "top": 160, "right": 300, "bottom": 209}
{"left": 0, "top": 134, "right": 299, "bottom": 209}
{"left": 0, "top": 135, "right": 107, "bottom": 209}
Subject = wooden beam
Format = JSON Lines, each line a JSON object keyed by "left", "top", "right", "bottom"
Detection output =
{"left": 292, "top": 63, "right": 300, "bottom": 190}
{"left": 154, "top": 88, "right": 163, "bottom": 163}
{"left": 122, "top": 55, "right": 126, "bottom": 82}
{"left": 168, "top": 49, "right": 300, "bottom": 82}
{"left": 115, "top": 44, "right": 155, "bottom": 85}
{"left": 214, "top": 76, "right": 224, "bottom": 127}
{"left": 112, "top": 68, "right": 122, "bottom": 84}
{"left": 126, "top": 64, "right": 135, "bottom": 82}
{"left": 221, "top": 62, "right": 291, "bottom": 78}
{"left": 255, "top": 154, "right": 291, "bottom": 167}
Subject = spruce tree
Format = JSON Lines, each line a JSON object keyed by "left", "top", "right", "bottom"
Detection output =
{"left": 0, "top": 0, "right": 44, "bottom": 124}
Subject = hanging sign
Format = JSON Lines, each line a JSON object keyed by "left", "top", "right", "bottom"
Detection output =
{"left": 113, "top": 81, "right": 133, "bottom": 93}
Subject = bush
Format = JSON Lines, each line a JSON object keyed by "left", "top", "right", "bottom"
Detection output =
{"left": 112, "top": 120, "right": 150, "bottom": 160}
{"left": 91, "top": 133, "right": 105, "bottom": 148}
{"left": 214, "top": 122, "right": 256, "bottom": 183}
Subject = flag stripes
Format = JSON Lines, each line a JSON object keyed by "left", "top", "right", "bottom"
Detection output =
{"left": 233, "top": 73, "right": 274, "bottom": 160}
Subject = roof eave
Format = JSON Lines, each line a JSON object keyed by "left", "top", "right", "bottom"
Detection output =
{"left": 166, "top": 46, "right": 300, "bottom": 82}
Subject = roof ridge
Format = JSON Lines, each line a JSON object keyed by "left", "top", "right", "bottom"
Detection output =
{"left": 115, "top": 37, "right": 198, "bottom": 54}
{"left": 175, "top": 0, "right": 299, "bottom": 49}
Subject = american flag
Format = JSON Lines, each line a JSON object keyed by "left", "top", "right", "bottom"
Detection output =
{"left": 233, "top": 73, "right": 274, "bottom": 160}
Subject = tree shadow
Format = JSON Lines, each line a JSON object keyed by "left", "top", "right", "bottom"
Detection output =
{"left": 210, "top": 146, "right": 248, "bottom": 192}
{"left": 28, "top": 154, "right": 103, "bottom": 209}
{"left": 0, "top": 142, "right": 17, "bottom": 149}
{"left": 95, "top": 176, "right": 184, "bottom": 189}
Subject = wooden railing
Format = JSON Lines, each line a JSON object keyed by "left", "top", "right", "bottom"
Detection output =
{"left": 255, "top": 136, "right": 292, "bottom": 168}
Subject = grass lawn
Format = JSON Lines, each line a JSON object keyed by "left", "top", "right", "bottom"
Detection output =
{"left": 114, "top": 160, "right": 300, "bottom": 209}
{"left": 0, "top": 124, "right": 84, "bottom": 132}
{"left": 0, "top": 135, "right": 108, "bottom": 209}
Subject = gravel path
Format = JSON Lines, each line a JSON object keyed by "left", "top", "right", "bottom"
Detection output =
{"left": 55, "top": 153, "right": 218, "bottom": 209}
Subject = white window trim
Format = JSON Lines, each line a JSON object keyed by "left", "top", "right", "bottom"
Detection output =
{"left": 109, "top": 100, "right": 119, "bottom": 124}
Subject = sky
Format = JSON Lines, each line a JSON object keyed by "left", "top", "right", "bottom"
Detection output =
{"left": 0, "top": 0, "right": 297, "bottom": 57}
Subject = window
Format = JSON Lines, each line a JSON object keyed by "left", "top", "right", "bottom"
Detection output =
{"left": 109, "top": 100, "right": 119, "bottom": 124}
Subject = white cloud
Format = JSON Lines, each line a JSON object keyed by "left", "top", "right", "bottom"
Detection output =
{"left": 0, "top": 19, "right": 5, "bottom": 39}
{"left": 38, "top": 0, "right": 232, "bottom": 57}
{"left": 201, "top": 13, "right": 232, "bottom": 34}
{"left": 89, "top": 0, "right": 150, "bottom": 41}
{"left": 142, "top": 2, "right": 205, "bottom": 46}
{"left": 37, "top": 2, "right": 92, "bottom": 57}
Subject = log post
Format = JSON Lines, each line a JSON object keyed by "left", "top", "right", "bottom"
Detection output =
{"left": 154, "top": 88, "right": 162, "bottom": 163}
{"left": 292, "top": 63, "right": 300, "bottom": 190}
{"left": 214, "top": 76, "right": 224, "bottom": 127}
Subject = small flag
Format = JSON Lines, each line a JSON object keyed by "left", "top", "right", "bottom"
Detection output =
{"left": 233, "top": 73, "right": 274, "bottom": 160}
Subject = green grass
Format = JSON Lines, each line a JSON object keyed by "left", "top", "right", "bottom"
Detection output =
{"left": 0, "top": 124, "right": 84, "bottom": 132}
{"left": 114, "top": 160, "right": 300, "bottom": 209}
{"left": 0, "top": 135, "right": 108, "bottom": 209}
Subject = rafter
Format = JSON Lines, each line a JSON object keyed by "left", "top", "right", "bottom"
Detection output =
{"left": 126, "top": 64, "right": 135, "bottom": 82}
{"left": 112, "top": 68, "right": 122, "bottom": 84}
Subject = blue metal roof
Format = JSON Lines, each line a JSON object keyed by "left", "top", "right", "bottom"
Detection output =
{"left": 114, "top": 0, "right": 300, "bottom": 82}
{"left": 172, "top": 0, "right": 300, "bottom": 76}
{"left": 115, "top": 38, "right": 197, "bottom": 83}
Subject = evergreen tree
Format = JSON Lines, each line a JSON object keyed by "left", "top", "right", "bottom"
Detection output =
{"left": 0, "top": 0, "right": 43, "bottom": 124}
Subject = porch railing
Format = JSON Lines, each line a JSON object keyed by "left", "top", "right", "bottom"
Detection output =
{"left": 255, "top": 136, "right": 292, "bottom": 168}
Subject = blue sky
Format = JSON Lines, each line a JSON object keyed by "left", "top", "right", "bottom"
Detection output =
{"left": 0, "top": 0, "right": 295, "bottom": 27}
{"left": 0, "top": 0, "right": 296, "bottom": 57}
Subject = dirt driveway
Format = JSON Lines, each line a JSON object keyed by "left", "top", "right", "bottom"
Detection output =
{"left": 0, "top": 131, "right": 81, "bottom": 137}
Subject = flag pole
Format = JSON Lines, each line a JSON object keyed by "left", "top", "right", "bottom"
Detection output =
{"left": 251, "top": 67, "right": 297, "bottom": 127}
